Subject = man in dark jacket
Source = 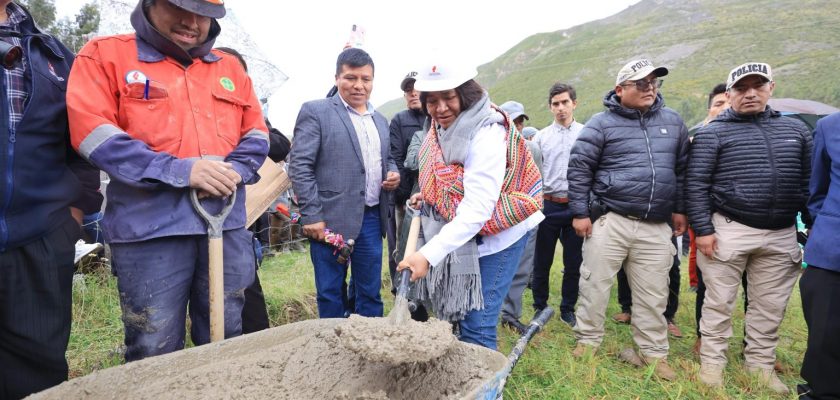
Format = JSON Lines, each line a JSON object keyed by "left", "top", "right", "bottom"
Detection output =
{"left": 799, "top": 111, "right": 840, "bottom": 400}
{"left": 687, "top": 62, "right": 811, "bottom": 394}
{"left": 568, "top": 59, "right": 688, "bottom": 381}
{"left": 386, "top": 72, "right": 424, "bottom": 292}
{"left": 0, "top": 1, "right": 102, "bottom": 398}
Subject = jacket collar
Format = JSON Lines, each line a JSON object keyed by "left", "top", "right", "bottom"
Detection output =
{"left": 10, "top": 3, "right": 67, "bottom": 60}
{"left": 130, "top": 0, "right": 221, "bottom": 67}
{"left": 714, "top": 106, "right": 780, "bottom": 123}
{"left": 603, "top": 90, "right": 665, "bottom": 119}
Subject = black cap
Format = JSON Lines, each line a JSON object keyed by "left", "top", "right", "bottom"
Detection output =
{"left": 400, "top": 71, "right": 418, "bottom": 92}
{"left": 167, "top": 0, "right": 225, "bottom": 18}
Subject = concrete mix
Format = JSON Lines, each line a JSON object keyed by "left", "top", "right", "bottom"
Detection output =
{"left": 30, "top": 318, "right": 506, "bottom": 400}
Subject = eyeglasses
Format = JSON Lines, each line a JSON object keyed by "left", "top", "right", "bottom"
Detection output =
{"left": 621, "top": 79, "right": 663, "bottom": 91}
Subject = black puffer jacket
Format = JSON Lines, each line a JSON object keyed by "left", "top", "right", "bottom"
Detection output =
{"left": 389, "top": 108, "right": 426, "bottom": 205}
{"left": 686, "top": 107, "right": 812, "bottom": 236}
{"left": 568, "top": 91, "right": 689, "bottom": 222}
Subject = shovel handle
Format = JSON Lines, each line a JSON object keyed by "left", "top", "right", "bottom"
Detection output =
{"left": 396, "top": 214, "right": 421, "bottom": 299}
{"left": 190, "top": 189, "right": 237, "bottom": 343}
{"left": 209, "top": 237, "right": 224, "bottom": 342}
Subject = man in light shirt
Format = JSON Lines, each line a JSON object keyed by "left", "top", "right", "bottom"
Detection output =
{"left": 530, "top": 83, "right": 585, "bottom": 327}
{"left": 290, "top": 48, "right": 399, "bottom": 318}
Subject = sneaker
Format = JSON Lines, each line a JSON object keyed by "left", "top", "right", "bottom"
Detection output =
{"left": 612, "top": 312, "right": 631, "bottom": 324}
{"left": 500, "top": 315, "right": 528, "bottom": 335}
{"left": 746, "top": 365, "right": 789, "bottom": 394}
{"left": 699, "top": 363, "right": 725, "bottom": 387}
{"left": 560, "top": 311, "right": 577, "bottom": 327}
{"left": 572, "top": 342, "right": 597, "bottom": 358}
{"left": 667, "top": 319, "right": 683, "bottom": 338}
{"left": 644, "top": 356, "right": 677, "bottom": 381}
{"left": 74, "top": 240, "right": 103, "bottom": 265}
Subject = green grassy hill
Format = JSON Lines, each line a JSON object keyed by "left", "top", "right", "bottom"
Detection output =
{"left": 380, "top": 0, "right": 840, "bottom": 128}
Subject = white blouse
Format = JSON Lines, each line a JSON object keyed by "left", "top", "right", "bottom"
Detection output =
{"left": 418, "top": 123, "right": 545, "bottom": 266}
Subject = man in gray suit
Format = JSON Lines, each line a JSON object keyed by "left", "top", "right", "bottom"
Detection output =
{"left": 290, "top": 48, "right": 399, "bottom": 318}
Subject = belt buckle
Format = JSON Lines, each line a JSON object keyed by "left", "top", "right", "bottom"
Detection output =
{"left": 625, "top": 213, "right": 641, "bottom": 221}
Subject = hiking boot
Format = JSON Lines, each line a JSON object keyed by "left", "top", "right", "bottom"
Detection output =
{"left": 692, "top": 338, "right": 701, "bottom": 356}
{"left": 618, "top": 348, "right": 644, "bottom": 367}
{"left": 644, "top": 356, "right": 677, "bottom": 381}
{"left": 572, "top": 342, "right": 597, "bottom": 358}
{"left": 560, "top": 311, "right": 577, "bottom": 327}
{"left": 746, "top": 365, "right": 789, "bottom": 394}
{"left": 612, "top": 312, "right": 631, "bottom": 324}
{"left": 667, "top": 319, "right": 683, "bottom": 338}
{"left": 501, "top": 316, "right": 528, "bottom": 335}
{"left": 699, "top": 363, "right": 725, "bottom": 387}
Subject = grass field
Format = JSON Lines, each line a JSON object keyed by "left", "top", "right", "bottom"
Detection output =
{"left": 68, "top": 246, "right": 807, "bottom": 399}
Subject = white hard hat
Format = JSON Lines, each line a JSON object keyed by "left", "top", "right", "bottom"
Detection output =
{"left": 413, "top": 61, "right": 477, "bottom": 92}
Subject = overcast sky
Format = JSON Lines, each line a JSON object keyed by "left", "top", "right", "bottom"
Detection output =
{"left": 58, "top": 0, "right": 640, "bottom": 135}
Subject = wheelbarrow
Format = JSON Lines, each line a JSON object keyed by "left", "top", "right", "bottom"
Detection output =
{"left": 30, "top": 310, "right": 552, "bottom": 399}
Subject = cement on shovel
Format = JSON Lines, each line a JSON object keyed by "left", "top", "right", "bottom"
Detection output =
{"left": 30, "top": 318, "right": 502, "bottom": 400}
{"left": 335, "top": 313, "right": 456, "bottom": 364}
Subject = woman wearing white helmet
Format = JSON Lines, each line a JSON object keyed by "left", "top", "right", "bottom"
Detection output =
{"left": 397, "top": 61, "right": 544, "bottom": 349}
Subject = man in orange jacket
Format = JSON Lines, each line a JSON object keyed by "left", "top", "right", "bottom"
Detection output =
{"left": 66, "top": 0, "right": 268, "bottom": 361}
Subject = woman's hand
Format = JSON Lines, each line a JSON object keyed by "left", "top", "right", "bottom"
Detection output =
{"left": 397, "top": 252, "right": 430, "bottom": 282}
{"left": 407, "top": 193, "right": 424, "bottom": 210}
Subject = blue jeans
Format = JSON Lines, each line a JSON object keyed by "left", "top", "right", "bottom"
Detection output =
{"left": 311, "top": 206, "right": 383, "bottom": 318}
{"left": 110, "top": 229, "right": 255, "bottom": 362}
{"left": 459, "top": 234, "right": 528, "bottom": 350}
{"left": 532, "top": 201, "right": 583, "bottom": 313}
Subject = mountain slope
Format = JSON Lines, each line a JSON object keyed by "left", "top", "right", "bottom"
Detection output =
{"left": 381, "top": 0, "right": 840, "bottom": 127}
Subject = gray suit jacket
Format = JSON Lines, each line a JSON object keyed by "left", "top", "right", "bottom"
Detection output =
{"left": 289, "top": 94, "right": 396, "bottom": 240}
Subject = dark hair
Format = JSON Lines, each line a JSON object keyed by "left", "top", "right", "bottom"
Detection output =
{"left": 707, "top": 83, "right": 727, "bottom": 109}
{"left": 548, "top": 82, "right": 576, "bottom": 103}
{"left": 418, "top": 79, "right": 484, "bottom": 118}
{"left": 142, "top": 0, "right": 154, "bottom": 8}
{"left": 335, "top": 48, "right": 374, "bottom": 76}
{"left": 215, "top": 47, "right": 247, "bottom": 72}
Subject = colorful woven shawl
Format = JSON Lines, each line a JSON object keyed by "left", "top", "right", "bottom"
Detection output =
{"left": 418, "top": 106, "right": 543, "bottom": 235}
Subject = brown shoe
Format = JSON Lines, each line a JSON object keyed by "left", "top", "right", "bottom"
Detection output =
{"left": 644, "top": 356, "right": 677, "bottom": 381}
{"left": 746, "top": 365, "right": 789, "bottom": 394}
{"left": 774, "top": 360, "right": 786, "bottom": 373}
{"left": 618, "top": 348, "right": 644, "bottom": 367}
{"left": 692, "top": 338, "right": 701, "bottom": 356}
{"left": 612, "top": 312, "right": 631, "bottom": 324}
{"left": 572, "top": 342, "right": 597, "bottom": 358}
{"left": 699, "top": 363, "right": 725, "bottom": 387}
{"left": 667, "top": 319, "right": 683, "bottom": 338}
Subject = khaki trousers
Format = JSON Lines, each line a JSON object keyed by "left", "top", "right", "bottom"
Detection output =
{"left": 574, "top": 212, "right": 675, "bottom": 358}
{"left": 698, "top": 213, "right": 801, "bottom": 368}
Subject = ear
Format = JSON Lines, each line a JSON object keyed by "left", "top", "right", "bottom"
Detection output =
{"left": 768, "top": 81, "right": 775, "bottom": 96}
{"left": 615, "top": 85, "right": 624, "bottom": 98}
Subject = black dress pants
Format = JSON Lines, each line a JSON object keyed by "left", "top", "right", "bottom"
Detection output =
{"left": 800, "top": 266, "right": 840, "bottom": 400}
{"left": 0, "top": 213, "right": 78, "bottom": 399}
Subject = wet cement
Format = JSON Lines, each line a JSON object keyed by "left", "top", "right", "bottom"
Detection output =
{"left": 336, "top": 315, "right": 457, "bottom": 364}
{"left": 31, "top": 318, "right": 503, "bottom": 400}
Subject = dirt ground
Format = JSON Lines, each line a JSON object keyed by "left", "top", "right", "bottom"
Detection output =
{"left": 31, "top": 318, "right": 506, "bottom": 400}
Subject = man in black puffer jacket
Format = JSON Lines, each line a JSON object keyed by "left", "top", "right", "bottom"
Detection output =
{"left": 568, "top": 59, "right": 689, "bottom": 381}
{"left": 688, "top": 62, "right": 811, "bottom": 394}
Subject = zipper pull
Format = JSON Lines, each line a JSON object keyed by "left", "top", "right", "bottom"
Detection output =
{"left": 8, "top": 131, "right": 14, "bottom": 143}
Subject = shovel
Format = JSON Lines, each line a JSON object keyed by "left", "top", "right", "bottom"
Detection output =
{"left": 191, "top": 189, "right": 236, "bottom": 342}
{"left": 389, "top": 205, "right": 421, "bottom": 325}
